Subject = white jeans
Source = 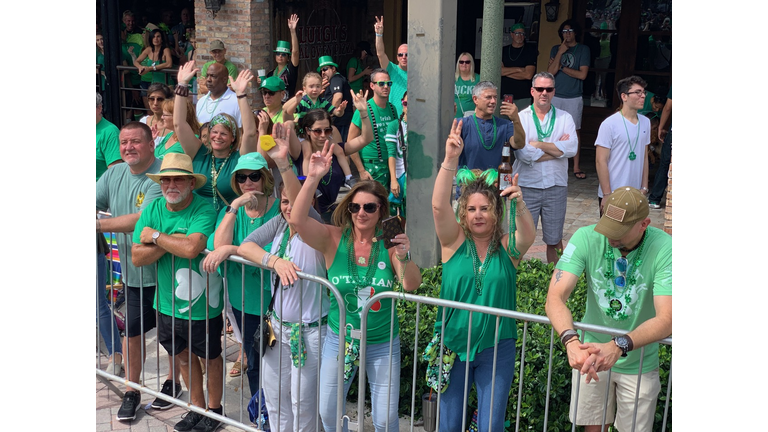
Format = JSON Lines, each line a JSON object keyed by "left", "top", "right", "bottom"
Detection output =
{"left": 262, "top": 316, "right": 326, "bottom": 432}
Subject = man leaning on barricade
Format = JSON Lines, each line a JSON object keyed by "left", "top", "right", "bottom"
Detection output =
{"left": 96, "top": 121, "right": 184, "bottom": 423}
{"left": 546, "top": 186, "right": 672, "bottom": 432}
{"left": 131, "top": 153, "right": 225, "bottom": 432}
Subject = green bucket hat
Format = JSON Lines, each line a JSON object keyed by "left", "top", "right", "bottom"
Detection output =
{"left": 317, "top": 55, "right": 338, "bottom": 72}
{"left": 274, "top": 40, "right": 291, "bottom": 53}
{"left": 260, "top": 76, "right": 286, "bottom": 91}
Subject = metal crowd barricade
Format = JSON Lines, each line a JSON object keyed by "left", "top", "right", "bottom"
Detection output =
{"left": 354, "top": 291, "right": 672, "bottom": 432}
{"left": 96, "top": 231, "right": 347, "bottom": 431}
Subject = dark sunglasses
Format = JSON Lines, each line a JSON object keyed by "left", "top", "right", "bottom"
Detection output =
{"left": 402, "top": 100, "right": 408, "bottom": 107}
{"left": 321, "top": 66, "right": 331, "bottom": 72}
{"left": 235, "top": 171, "right": 262, "bottom": 183}
{"left": 533, "top": 87, "right": 555, "bottom": 93}
{"left": 276, "top": 52, "right": 289, "bottom": 57}
{"left": 308, "top": 127, "right": 333, "bottom": 135}
{"left": 148, "top": 97, "right": 165, "bottom": 102}
{"left": 458, "top": 60, "right": 471, "bottom": 65}
{"left": 348, "top": 202, "right": 380, "bottom": 214}
{"left": 397, "top": 53, "right": 408, "bottom": 57}
{"left": 373, "top": 81, "right": 393, "bottom": 87}
{"left": 261, "top": 89, "right": 276, "bottom": 96}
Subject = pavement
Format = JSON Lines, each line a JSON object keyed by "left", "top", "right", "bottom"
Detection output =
{"left": 95, "top": 158, "right": 668, "bottom": 431}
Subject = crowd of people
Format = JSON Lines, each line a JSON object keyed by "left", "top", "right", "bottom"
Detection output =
{"left": 96, "top": 10, "right": 672, "bottom": 432}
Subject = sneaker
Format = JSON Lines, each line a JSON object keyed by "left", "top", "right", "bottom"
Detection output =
{"left": 152, "top": 379, "right": 183, "bottom": 410}
{"left": 116, "top": 390, "right": 141, "bottom": 421}
{"left": 648, "top": 202, "right": 662, "bottom": 209}
{"left": 174, "top": 411, "right": 204, "bottom": 432}
{"left": 191, "top": 414, "right": 223, "bottom": 432}
{"left": 345, "top": 177, "right": 358, "bottom": 189}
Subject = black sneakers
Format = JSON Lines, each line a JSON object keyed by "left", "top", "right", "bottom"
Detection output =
{"left": 116, "top": 390, "right": 141, "bottom": 421}
{"left": 151, "top": 379, "right": 183, "bottom": 410}
{"left": 174, "top": 411, "right": 204, "bottom": 432}
{"left": 191, "top": 414, "right": 223, "bottom": 432}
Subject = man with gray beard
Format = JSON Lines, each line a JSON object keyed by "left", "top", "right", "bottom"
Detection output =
{"left": 132, "top": 153, "right": 223, "bottom": 432}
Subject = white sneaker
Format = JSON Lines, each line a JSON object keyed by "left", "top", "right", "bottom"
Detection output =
{"left": 648, "top": 202, "right": 662, "bottom": 209}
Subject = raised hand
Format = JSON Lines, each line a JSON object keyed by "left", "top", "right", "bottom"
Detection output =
{"left": 150, "top": 123, "right": 160, "bottom": 139}
{"left": 445, "top": 119, "right": 464, "bottom": 160}
{"left": 177, "top": 61, "right": 199, "bottom": 85}
{"left": 257, "top": 110, "right": 270, "bottom": 136}
{"left": 500, "top": 173, "right": 523, "bottom": 202}
{"left": 231, "top": 69, "right": 255, "bottom": 95}
{"left": 294, "top": 90, "right": 305, "bottom": 101}
{"left": 374, "top": 16, "right": 384, "bottom": 34}
{"left": 287, "top": 14, "right": 299, "bottom": 31}
{"left": 307, "top": 140, "right": 335, "bottom": 179}
{"left": 269, "top": 122, "right": 291, "bottom": 162}
{"left": 333, "top": 100, "right": 348, "bottom": 117}
{"left": 351, "top": 89, "right": 369, "bottom": 112}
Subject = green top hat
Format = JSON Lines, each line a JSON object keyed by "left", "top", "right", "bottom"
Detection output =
{"left": 274, "top": 40, "right": 291, "bottom": 53}
{"left": 317, "top": 55, "right": 338, "bottom": 72}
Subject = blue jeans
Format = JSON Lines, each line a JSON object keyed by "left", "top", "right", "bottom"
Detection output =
{"left": 319, "top": 328, "right": 400, "bottom": 432}
{"left": 97, "top": 253, "right": 122, "bottom": 356}
{"left": 231, "top": 307, "right": 263, "bottom": 398}
{"left": 438, "top": 338, "right": 516, "bottom": 432}
{"left": 649, "top": 129, "right": 672, "bottom": 204}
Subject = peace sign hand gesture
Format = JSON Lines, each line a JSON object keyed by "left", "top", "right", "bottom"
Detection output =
{"left": 444, "top": 119, "right": 464, "bottom": 161}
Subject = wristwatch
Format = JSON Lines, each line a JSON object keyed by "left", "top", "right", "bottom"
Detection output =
{"left": 225, "top": 205, "right": 238, "bottom": 215}
{"left": 151, "top": 231, "right": 161, "bottom": 245}
{"left": 612, "top": 335, "right": 630, "bottom": 357}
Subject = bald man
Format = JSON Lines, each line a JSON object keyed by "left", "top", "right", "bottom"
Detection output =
{"left": 374, "top": 16, "right": 407, "bottom": 116}
{"left": 195, "top": 62, "right": 243, "bottom": 127}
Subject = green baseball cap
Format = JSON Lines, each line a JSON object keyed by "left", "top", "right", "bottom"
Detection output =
{"left": 260, "top": 76, "right": 286, "bottom": 92}
{"left": 317, "top": 55, "right": 338, "bottom": 72}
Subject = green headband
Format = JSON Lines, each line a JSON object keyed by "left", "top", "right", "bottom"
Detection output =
{"left": 210, "top": 114, "right": 237, "bottom": 141}
{"left": 455, "top": 168, "right": 499, "bottom": 187}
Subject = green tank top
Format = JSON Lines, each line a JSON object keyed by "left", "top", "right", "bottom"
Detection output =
{"left": 327, "top": 230, "right": 398, "bottom": 344}
{"left": 141, "top": 54, "right": 169, "bottom": 83}
{"left": 437, "top": 239, "right": 518, "bottom": 362}
{"left": 155, "top": 132, "right": 184, "bottom": 159}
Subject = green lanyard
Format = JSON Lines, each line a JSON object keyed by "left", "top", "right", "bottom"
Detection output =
{"left": 621, "top": 113, "right": 641, "bottom": 161}
{"left": 530, "top": 105, "right": 556, "bottom": 141}
{"left": 472, "top": 114, "right": 497, "bottom": 150}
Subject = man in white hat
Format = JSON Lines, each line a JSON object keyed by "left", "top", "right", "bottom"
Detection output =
{"left": 267, "top": 14, "right": 300, "bottom": 102}
{"left": 132, "top": 153, "right": 224, "bottom": 432}
{"left": 545, "top": 186, "right": 671, "bottom": 432}
{"left": 98, "top": 122, "right": 183, "bottom": 422}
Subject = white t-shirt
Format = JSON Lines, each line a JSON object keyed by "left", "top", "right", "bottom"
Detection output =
{"left": 195, "top": 88, "right": 243, "bottom": 127}
{"left": 594, "top": 111, "right": 651, "bottom": 198}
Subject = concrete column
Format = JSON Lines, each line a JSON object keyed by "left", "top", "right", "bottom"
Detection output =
{"left": 479, "top": 0, "right": 504, "bottom": 106}
{"left": 406, "top": 0, "right": 458, "bottom": 267}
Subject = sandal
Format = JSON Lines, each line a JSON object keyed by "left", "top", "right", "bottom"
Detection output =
{"left": 574, "top": 171, "right": 587, "bottom": 180}
{"left": 229, "top": 361, "right": 241, "bottom": 377}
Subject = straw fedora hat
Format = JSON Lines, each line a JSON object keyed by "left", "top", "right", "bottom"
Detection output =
{"left": 146, "top": 153, "right": 208, "bottom": 190}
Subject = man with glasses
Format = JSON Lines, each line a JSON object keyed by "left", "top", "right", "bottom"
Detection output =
{"left": 374, "top": 16, "right": 407, "bottom": 116}
{"left": 200, "top": 40, "right": 238, "bottom": 82}
{"left": 97, "top": 122, "right": 184, "bottom": 422}
{"left": 348, "top": 68, "right": 398, "bottom": 190}
{"left": 132, "top": 153, "right": 223, "bottom": 432}
{"left": 266, "top": 14, "right": 300, "bottom": 102}
{"left": 513, "top": 72, "right": 577, "bottom": 264}
{"left": 501, "top": 23, "right": 538, "bottom": 111}
{"left": 320, "top": 55, "right": 354, "bottom": 141}
{"left": 548, "top": 19, "right": 590, "bottom": 180}
{"left": 545, "top": 186, "right": 671, "bottom": 432}
{"left": 595, "top": 76, "right": 651, "bottom": 215}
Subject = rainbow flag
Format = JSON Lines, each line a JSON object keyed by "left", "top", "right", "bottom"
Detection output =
{"left": 103, "top": 232, "right": 122, "bottom": 286}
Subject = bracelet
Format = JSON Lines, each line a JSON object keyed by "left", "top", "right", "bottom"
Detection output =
{"left": 440, "top": 163, "right": 457, "bottom": 172}
{"left": 96, "top": 219, "right": 102, "bottom": 233}
{"left": 515, "top": 200, "right": 528, "bottom": 216}
{"left": 564, "top": 337, "right": 580, "bottom": 348}
{"left": 175, "top": 84, "right": 190, "bottom": 97}
{"left": 559, "top": 328, "right": 578, "bottom": 346}
{"left": 395, "top": 251, "right": 410, "bottom": 262}
{"left": 177, "top": 82, "right": 190, "bottom": 87}
{"left": 237, "top": 93, "right": 247, "bottom": 99}
{"left": 278, "top": 165, "right": 292, "bottom": 173}
{"left": 153, "top": 65, "right": 156, "bottom": 71}
{"left": 270, "top": 256, "right": 281, "bottom": 269}
{"left": 375, "top": 33, "right": 384, "bottom": 37}
{"left": 261, "top": 252, "right": 273, "bottom": 267}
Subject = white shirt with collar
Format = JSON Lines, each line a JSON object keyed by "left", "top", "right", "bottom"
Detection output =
{"left": 196, "top": 87, "right": 243, "bottom": 127}
{"left": 513, "top": 105, "right": 578, "bottom": 189}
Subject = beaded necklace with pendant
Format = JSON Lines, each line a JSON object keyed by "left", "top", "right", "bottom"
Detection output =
{"left": 531, "top": 105, "right": 556, "bottom": 141}
{"left": 368, "top": 100, "right": 397, "bottom": 160}
{"left": 602, "top": 231, "right": 647, "bottom": 321}
{"left": 467, "top": 237, "right": 493, "bottom": 295}
{"left": 210, "top": 153, "right": 231, "bottom": 210}
{"left": 621, "top": 112, "right": 641, "bottom": 161}
{"left": 347, "top": 232, "right": 381, "bottom": 288}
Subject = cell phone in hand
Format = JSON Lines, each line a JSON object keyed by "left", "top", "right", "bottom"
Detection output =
{"left": 503, "top": 94, "right": 514, "bottom": 104}
{"left": 377, "top": 215, "right": 405, "bottom": 250}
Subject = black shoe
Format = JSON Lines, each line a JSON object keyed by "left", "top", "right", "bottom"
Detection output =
{"left": 151, "top": 379, "right": 183, "bottom": 410}
{"left": 116, "top": 390, "right": 141, "bottom": 421}
{"left": 174, "top": 411, "right": 204, "bottom": 432}
{"left": 191, "top": 414, "right": 223, "bottom": 432}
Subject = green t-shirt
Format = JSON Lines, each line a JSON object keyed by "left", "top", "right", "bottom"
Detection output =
{"left": 454, "top": 73, "right": 480, "bottom": 118}
{"left": 123, "top": 33, "right": 144, "bottom": 85}
{"left": 96, "top": 117, "right": 121, "bottom": 181}
{"left": 201, "top": 60, "right": 238, "bottom": 80}
{"left": 438, "top": 239, "right": 518, "bottom": 362}
{"left": 327, "top": 231, "right": 398, "bottom": 344}
{"left": 346, "top": 57, "right": 364, "bottom": 93}
{"left": 155, "top": 132, "right": 184, "bottom": 159}
{"left": 191, "top": 147, "right": 242, "bottom": 214}
{"left": 263, "top": 107, "right": 284, "bottom": 124}
{"left": 206, "top": 199, "right": 280, "bottom": 315}
{"left": 351, "top": 99, "right": 398, "bottom": 161}
{"left": 556, "top": 225, "right": 672, "bottom": 374}
{"left": 132, "top": 195, "right": 220, "bottom": 320}
{"left": 386, "top": 61, "right": 408, "bottom": 117}
{"left": 96, "top": 159, "right": 164, "bottom": 287}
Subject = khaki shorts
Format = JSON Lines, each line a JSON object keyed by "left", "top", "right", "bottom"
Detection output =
{"left": 570, "top": 368, "right": 660, "bottom": 431}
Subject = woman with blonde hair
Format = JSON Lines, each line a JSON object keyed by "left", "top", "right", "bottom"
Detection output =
{"left": 155, "top": 97, "right": 199, "bottom": 159}
{"left": 454, "top": 52, "right": 480, "bottom": 118}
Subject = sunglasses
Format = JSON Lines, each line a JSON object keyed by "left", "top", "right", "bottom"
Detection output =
{"left": 148, "top": 97, "right": 165, "bottom": 102}
{"left": 562, "top": 29, "right": 575, "bottom": 33}
{"left": 308, "top": 127, "right": 333, "bottom": 135}
{"left": 321, "top": 66, "right": 331, "bottom": 72}
{"left": 276, "top": 52, "right": 289, "bottom": 57}
{"left": 261, "top": 89, "right": 276, "bottom": 96}
{"left": 614, "top": 257, "right": 628, "bottom": 287}
{"left": 458, "top": 60, "right": 471, "bottom": 65}
{"left": 348, "top": 202, "right": 380, "bottom": 214}
{"left": 373, "top": 81, "right": 394, "bottom": 87}
{"left": 397, "top": 53, "right": 408, "bottom": 58}
{"left": 533, "top": 87, "right": 555, "bottom": 93}
{"left": 402, "top": 100, "right": 408, "bottom": 107}
{"left": 513, "top": 32, "right": 525, "bottom": 36}
{"left": 235, "top": 171, "right": 262, "bottom": 183}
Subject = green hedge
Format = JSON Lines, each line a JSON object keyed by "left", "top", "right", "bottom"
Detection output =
{"left": 387, "top": 258, "right": 672, "bottom": 431}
